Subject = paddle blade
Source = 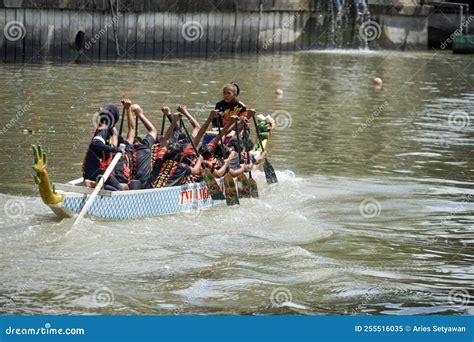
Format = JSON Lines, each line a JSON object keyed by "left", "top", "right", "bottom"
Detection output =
{"left": 223, "top": 173, "right": 239, "bottom": 206}
{"left": 248, "top": 177, "right": 259, "bottom": 198}
{"left": 237, "top": 174, "right": 252, "bottom": 198}
{"left": 263, "top": 159, "right": 278, "bottom": 184}
{"left": 203, "top": 169, "right": 225, "bottom": 201}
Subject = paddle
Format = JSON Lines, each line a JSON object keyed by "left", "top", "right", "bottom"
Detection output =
{"left": 217, "top": 114, "right": 239, "bottom": 206}
{"left": 243, "top": 124, "right": 258, "bottom": 198}
{"left": 74, "top": 144, "right": 125, "bottom": 225}
{"left": 160, "top": 109, "right": 166, "bottom": 136}
{"left": 234, "top": 120, "right": 252, "bottom": 198}
{"left": 180, "top": 119, "right": 225, "bottom": 201}
{"left": 135, "top": 114, "right": 139, "bottom": 139}
{"left": 118, "top": 105, "right": 125, "bottom": 138}
{"left": 252, "top": 115, "right": 278, "bottom": 184}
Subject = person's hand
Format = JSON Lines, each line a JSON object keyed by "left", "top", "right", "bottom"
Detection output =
{"left": 247, "top": 109, "right": 256, "bottom": 116}
{"left": 112, "top": 127, "right": 118, "bottom": 136}
{"left": 209, "top": 110, "right": 218, "bottom": 119}
{"left": 131, "top": 104, "right": 142, "bottom": 115}
{"left": 161, "top": 106, "right": 171, "bottom": 115}
{"left": 260, "top": 151, "right": 267, "bottom": 159}
{"left": 177, "top": 105, "right": 187, "bottom": 114}
{"left": 197, "top": 155, "right": 204, "bottom": 162}
{"left": 121, "top": 99, "right": 132, "bottom": 109}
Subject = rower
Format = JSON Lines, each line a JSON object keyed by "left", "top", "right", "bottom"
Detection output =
{"left": 213, "top": 82, "right": 248, "bottom": 129}
{"left": 128, "top": 104, "right": 157, "bottom": 190}
{"left": 83, "top": 104, "right": 128, "bottom": 191}
{"left": 149, "top": 114, "right": 202, "bottom": 188}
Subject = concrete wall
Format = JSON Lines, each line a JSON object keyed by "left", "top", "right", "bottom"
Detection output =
{"left": 0, "top": 0, "right": 445, "bottom": 61}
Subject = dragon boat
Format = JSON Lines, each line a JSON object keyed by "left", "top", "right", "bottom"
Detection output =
{"left": 32, "top": 115, "right": 274, "bottom": 221}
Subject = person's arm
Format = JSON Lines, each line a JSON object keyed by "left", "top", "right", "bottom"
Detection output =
{"left": 193, "top": 110, "right": 218, "bottom": 146}
{"left": 177, "top": 105, "right": 201, "bottom": 137}
{"left": 110, "top": 127, "right": 118, "bottom": 147}
{"left": 239, "top": 102, "right": 248, "bottom": 119}
{"left": 208, "top": 115, "right": 239, "bottom": 149}
{"left": 161, "top": 113, "right": 182, "bottom": 148}
{"left": 213, "top": 158, "right": 230, "bottom": 178}
{"left": 91, "top": 129, "right": 119, "bottom": 153}
{"left": 236, "top": 109, "right": 255, "bottom": 134}
{"left": 121, "top": 99, "right": 135, "bottom": 144}
{"left": 189, "top": 155, "right": 204, "bottom": 176}
{"left": 254, "top": 151, "right": 267, "bottom": 165}
{"left": 132, "top": 104, "right": 157, "bottom": 140}
{"left": 229, "top": 164, "right": 246, "bottom": 177}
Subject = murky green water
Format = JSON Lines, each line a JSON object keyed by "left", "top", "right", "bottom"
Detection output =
{"left": 0, "top": 50, "right": 473, "bottom": 315}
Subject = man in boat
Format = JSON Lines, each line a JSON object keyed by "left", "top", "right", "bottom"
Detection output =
{"left": 213, "top": 83, "right": 248, "bottom": 129}
{"left": 127, "top": 104, "right": 158, "bottom": 190}
{"left": 179, "top": 109, "right": 230, "bottom": 182}
{"left": 113, "top": 100, "right": 161, "bottom": 190}
{"left": 83, "top": 104, "right": 129, "bottom": 191}
{"left": 148, "top": 113, "right": 204, "bottom": 188}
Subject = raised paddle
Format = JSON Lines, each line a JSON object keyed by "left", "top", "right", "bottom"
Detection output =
{"left": 180, "top": 119, "right": 225, "bottom": 201}
{"left": 74, "top": 144, "right": 125, "bottom": 225}
{"left": 234, "top": 120, "right": 252, "bottom": 198}
{"left": 135, "top": 114, "right": 139, "bottom": 139}
{"left": 160, "top": 108, "right": 166, "bottom": 136}
{"left": 118, "top": 105, "right": 125, "bottom": 138}
{"left": 217, "top": 114, "right": 239, "bottom": 206}
{"left": 252, "top": 115, "right": 278, "bottom": 184}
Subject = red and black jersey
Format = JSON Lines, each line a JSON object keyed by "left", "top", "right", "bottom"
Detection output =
{"left": 213, "top": 99, "right": 247, "bottom": 128}
{"left": 131, "top": 134, "right": 155, "bottom": 183}
{"left": 151, "top": 160, "right": 192, "bottom": 188}
{"left": 82, "top": 128, "right": 118, "bottom": 181}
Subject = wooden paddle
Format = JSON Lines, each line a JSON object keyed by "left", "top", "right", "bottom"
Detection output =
{"left": 180, "top": 119, "right": 225, "bottom": 201}
{"left": 243, "top": 124, "right": 258, "bottom": 198}
{"left": 118, "top": 105, "right": 125, "bottom": 138}
{"left": 252, "top": 115, "right": 278, "bottom": 184}
{"left": 160, "top": 110, "right": 166, "bottom": 136}
{"left": 234, "top": 120, "right": 252, "bottom": 198}
{"left": 74, "top": 144, "right": 125, "bottom": 225}
{"left": 135, "top": 114, "right": 139, "bottom": 139}
{"left": 217, "top": 114, "right": 239, "bottom": 206}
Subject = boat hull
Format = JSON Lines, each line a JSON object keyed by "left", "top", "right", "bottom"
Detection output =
{"left": 51, "top": 179, "right": 224, "bottom": 220}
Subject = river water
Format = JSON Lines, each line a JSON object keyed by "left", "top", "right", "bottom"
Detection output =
{"left": 0, "top": 50, "right": 473, "bottom": 315}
